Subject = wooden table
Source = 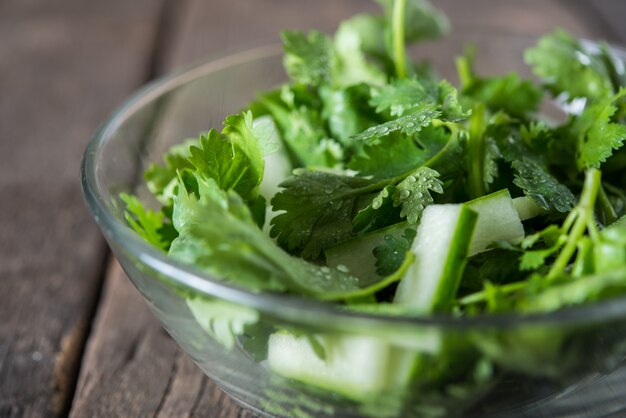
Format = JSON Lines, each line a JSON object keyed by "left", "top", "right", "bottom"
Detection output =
{"left": 2, "top": 1, "right": 626, "bottom": 417}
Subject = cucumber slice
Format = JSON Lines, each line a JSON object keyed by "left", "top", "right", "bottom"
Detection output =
{"left": 512, "top": 195, "right": 546, "bottom": 221}
{"left": 394, "top": 204, "right": 478, "bottom": 311}
{"left": 395, "top": 189, "right": 524, "bottom": 311}
{"left": 466, "top": 189, "right": 525, "bottom": 256}
{"left": 268, "top": 332, "right": 394, "bottom": 400}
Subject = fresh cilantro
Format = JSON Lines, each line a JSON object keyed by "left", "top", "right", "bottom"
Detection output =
{"left": 572, "top": 88, "right": 626, "bottom": 170}
{"left": 270, "top": 170, "right": 379, "bottom": 259}
{"left": 457, "top": 48, "right": 543, "bottom": 118}
{"left": 144, "top": 139, "right": 196, "bottom": 204}
{"left": 391, "top": 166, "right": 444, "bottom": 223}
{"left": 333, "top": 19, "right": 388, "bottom": 87}
{"left": 282, "top": 30, "right": 332, "bottom": 87}
{"left": 120, "top": 193, "right": 174, "bottom": 251}
{"left": 373, "top": 228, "right": 416, "bottom": 275}
{"left": 187, "top": 111, "right": 264, "bottom": 203}
{"left": 525, "top": 29, "right": 615, "bottom": 101}
{"left": 348, "top": 126, "right": 447, "bottom": 179}
{"left": 352, "top": 104, "right": 441, "bottom": 141}
{"left": 511, "top": 159, "right": 577, "bottom": 212}
{"left": 187, "top": 297, "right": 260, "bottom": 350}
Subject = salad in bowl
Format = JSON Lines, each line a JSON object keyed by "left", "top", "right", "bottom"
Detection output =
{"left": 83, "top": 0, "right": 626, "bottom": 416}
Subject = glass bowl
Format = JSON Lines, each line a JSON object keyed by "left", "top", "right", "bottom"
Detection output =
{"left": 81, "top": 31, "right": 626, "bottom": 417}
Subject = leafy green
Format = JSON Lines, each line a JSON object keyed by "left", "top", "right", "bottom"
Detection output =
{"left": 348, "top": 126, "right": 448, "bottom": 178}
{"left": 375, "top": 0, "right": 449, "bottom": 42}
{"left": 282, "top": 30, "right": 332, "bottom": 87}
{"left": 120, "top": 193, "right": 173, "bottom": 251}
{"left": 572, "top": 88, "right": 626, "bottom": 169}
{"left": 511, "top": 159, "right": 577, "bottom": 212}
{"left": 144, "top": 139, "right": 196, "bottom": 204}
{"left": 458, "top": 48, "right": 543, "bottom": 118}
{"left": 270, "top": 170, "right": 378, "bottom": 259}
{"left": 390, "top": 166, "right": 444, "bottom": 223}
{"left": 373, "top": 228, "right": 416, "bottom": 275}
{"left": 525, "top": 29, "right": 615, "bottom": 101}
{"left": 352, "top": 104, "right": 441, "bottom": 141}
{"left": 187, "top": 111, "right": 265, "bottom": 203}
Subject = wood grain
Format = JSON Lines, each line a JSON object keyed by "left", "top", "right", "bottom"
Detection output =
{"left": 64, "top": 1, "right": 626, "bottom": 417}
{"left": 0, "top": 1, "right": 165, "bottom": 417}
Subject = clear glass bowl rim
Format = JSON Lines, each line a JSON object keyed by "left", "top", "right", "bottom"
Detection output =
{"left": 81, "top": 43, "right": 626, "bottom": 329}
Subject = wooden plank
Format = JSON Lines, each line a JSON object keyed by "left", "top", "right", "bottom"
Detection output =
{"left": 67, "top": 1, "right": 626, "bottom": 417}
{"left": 0, "top": 1, "right": 164, "bottom": 417}
{"left": 572, "top": 0, "right": 626, "bottom": 44}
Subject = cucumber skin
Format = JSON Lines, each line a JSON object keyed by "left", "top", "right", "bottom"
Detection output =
{"left": 394, "top": 205, "right": 478, "bottom": 313}
{"left": 267, "top": 332, "right": 393, "bottom": 400}
{"left": 431, "top": 206, "right": 478, "bottom": 312}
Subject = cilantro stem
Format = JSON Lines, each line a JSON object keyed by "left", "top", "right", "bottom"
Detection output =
{"left": 547, "top": 169, "right": 601, "bottom": 280}
{"left": 598, "top": 184, "right": 617, "bottom": 225}
{"left": 468, "top": 103, "right": 486, "bottom": 199}
{"left": 458, "top": 281, "right": 527, "bottom": 306}
{"left": 392, "top": 0, "right": 408, "bottom": 79}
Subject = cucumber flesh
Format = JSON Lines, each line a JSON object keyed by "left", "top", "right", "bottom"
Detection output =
{"left": 268, "top": 332, "right": 393, "bottom": 400}
{"left": 512, "top": 196, "right": 547, "bottom": 221}
{"left": 394, "top": 204, "right": 478, "bottom": 312}
{"left": 466, "top": 189, "right": 525, "bottom": 256}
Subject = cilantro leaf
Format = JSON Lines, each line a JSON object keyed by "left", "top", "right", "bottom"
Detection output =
{"left": 320, "top": 84, "right": 380, "bottom": 145}
{"left": 373, "top": 228, "right": 416, "bottom": 275}
{"left": 187, "top": 111, "right": 264, "bottom": 203}
{"left": 352, "top": 105, "right": 441, "bottom": 142}
{"left": 458, "top": 48, "right": 542, "bottom": 118}
{"left": 572, "top": 88, "right": 626, "bottom": 170}
{"left": 254, "top": 87, "right": 338, "bottom": 168}
{"left": 465, "top": 74, "right": 543, "bottom": 118}
{"left": 332, "top": 18, "right": 388, "bottom": 88}
{"left": 370, "top": 77, "right": 469, "bottom": 121}
{"left": 120, "top": 193, "right": 173, "bottom": 251}
{"left": 170, "top": 172, "right": 367, "bottom": 297}
{"left": 348, "top": 126, "right": 448, "bottom": 179}
{"left": 282, "top": 30, "right": 332, "bottom": 87}
{"left": 511, "top": 159, "right": 577, "bottom": 212}
{"left": 144, "top": 139, "right": 196, "bottom": 204}
{"left": 270, "top": 170, "right": 378, "bottom": 259}
{"left": 525, "top": 29, "right": 614, "bottom": 101}
{"left": 392, "top": 166, "right": 444, "bottom": 223}
{"left": 491, "top": 120, "right": 576, "bottom": 212}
